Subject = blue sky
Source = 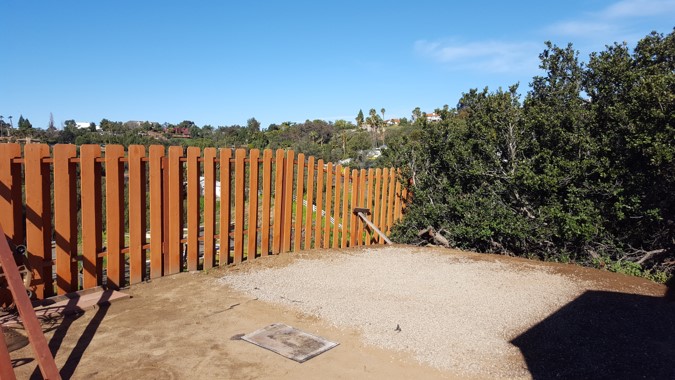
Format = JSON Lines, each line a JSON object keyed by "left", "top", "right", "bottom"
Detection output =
{"left": 1, "top": 0, "right": 674, "bottom": 129}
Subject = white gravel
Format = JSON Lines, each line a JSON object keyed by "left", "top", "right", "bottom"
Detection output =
{"left": 218, "top": 246, "right": 586, "bottom": 378}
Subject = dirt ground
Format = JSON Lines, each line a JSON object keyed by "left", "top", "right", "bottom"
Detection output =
{"left": 7, "top": 245, "right": 674, "bottom": 380}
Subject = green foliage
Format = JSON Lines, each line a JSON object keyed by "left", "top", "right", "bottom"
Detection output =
{"left": 388, "top": 29, "right": 675, "bottom": 281}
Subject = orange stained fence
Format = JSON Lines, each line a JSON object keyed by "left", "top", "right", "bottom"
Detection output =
{"left": 0, "top": 144, "right": 408, "bottom": 300}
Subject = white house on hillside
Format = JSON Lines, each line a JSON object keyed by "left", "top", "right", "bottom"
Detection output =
{"left": 75, "top": 122, "right": 101, "bottom": 131}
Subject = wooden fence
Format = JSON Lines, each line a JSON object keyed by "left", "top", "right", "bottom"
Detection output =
{"left": 0, "top": 143, "right": 406, "bottom": 300}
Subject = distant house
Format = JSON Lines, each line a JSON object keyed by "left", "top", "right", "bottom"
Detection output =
{"left": 165, "top": 126, "right": 191, "bottom": 138}
{"left": 411, "top": 112, "right": 442, "bottom": 123}
{"left": 385, "top": 119, "right": 401, "bottom": 126}
{"left": 75, "top": 121, "right": 100, "bottom": 130}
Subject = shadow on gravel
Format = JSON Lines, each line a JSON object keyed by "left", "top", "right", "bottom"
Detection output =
{"left": 511, "top": 289, "right": 675, "bottom": 379}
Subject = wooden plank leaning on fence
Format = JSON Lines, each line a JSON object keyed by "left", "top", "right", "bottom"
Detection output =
{"left": 0, "top": 224, "right": 61, "bottom": 380}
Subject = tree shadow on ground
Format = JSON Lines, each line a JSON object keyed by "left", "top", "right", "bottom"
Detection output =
{"left": 511, "top": 286, "right": 675, "bottom": 380}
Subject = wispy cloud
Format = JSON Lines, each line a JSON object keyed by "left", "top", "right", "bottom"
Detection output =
{"left": 414, "top": 39, "right": 540, "bottom": 73}
{"left": 414, "top": 0, "right": 675, "bottom": 74}
{"left": 603, "top": 0, "right": 675, "bottom": 18}
{"left": 546, "top": 0, "right": 675, "bottom": 37}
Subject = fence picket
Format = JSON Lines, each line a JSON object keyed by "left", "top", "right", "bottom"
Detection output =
{"left": 53, "top": 144, "right": 78, "bottom": 294}
{"left": 105, "top": 145, "right": 125, "bottom": 289}
{"left": 323, "top": 163, "right": 333, "bottom": 249}
{"left": 379, "top": 168, "right": 389, "bottom": 243}
{"left": 247, "top": 149, "right": 260, "bottom": 260}
{"left": 304, "top": 156, "right": 315, "bottom": 250}
{"left": 282, "top": 150, "right": 294, "bottom": 253}
{"left": 349, "top": 169, "right": 359, "bottom": 247}
{"left": 261, "top": 149, "right": 273, "bottom": 256}
{"left": 219, "top": 149, "right": 232, "bottom": 264}
{"left": 0, "top": 144, "right": 23, "bottom": 250}
{"left": 185, "top": 147, "right": 200, "bottom": 271}
{"left": 364, "top": 168, "right": 375, "bottom": 245}
{"left": 168, "top": 146, "right": 184, "bottom": 274}
{"left": 332, "top": 165, "right": 342, "bottom": 249}
{"left": 129, "top": 145, "right": 147, "bottom": 284}
{"left": 233, "top": 149, "right": 246, "bottom": 264}
{"left": 373, "top": 169, "right": 382, "bottom": 244}
{"left": 203, "top": 148, "right": 217, "bottom": 269}
{"left": 340, "top": 168, "right": 349, "bottom": 248}
{"left": 273, "top": 149, "right": 285, "bottom": 254}
{"left": 387, "top": 168, "right": 396, "bottom": 235}
{"left": 294, "top": 153, "right": 305, "bottom": 252}
{"left": 314, "top": 159, "right": 324, "bottom": 249}
{"left": 357, "top": 168, "right": 366, "bottom": 245}
{"left": 79, "top": 145, "right": 102, "bottom": 291}
{"left": 149, "top": 145, "right": 165, "bottom": 278}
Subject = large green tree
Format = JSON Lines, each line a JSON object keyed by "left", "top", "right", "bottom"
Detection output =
{"left": 388, "top": 30, "right": 675, "bottom": 280}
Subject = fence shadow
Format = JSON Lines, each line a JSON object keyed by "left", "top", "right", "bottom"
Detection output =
{"left": 511, "top": 289, "right": 675, "bottom": 379}
{"left": 30, "top": 291, "right": 111, "bottom": 380}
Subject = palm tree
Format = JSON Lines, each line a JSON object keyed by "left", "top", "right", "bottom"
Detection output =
{"left": 380, "top": 108, "right": 385, "bottom": 121}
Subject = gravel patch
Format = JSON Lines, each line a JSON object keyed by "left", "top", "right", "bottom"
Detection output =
{"left": 218, "top": 246, "right": 586, "bottom": 378}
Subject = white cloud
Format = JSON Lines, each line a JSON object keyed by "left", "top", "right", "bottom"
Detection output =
{"left": 414, "top": 39, "right": 540, "bottom": 73}
{"left": 546, "top": 0, "right": 675, "bottom": 37}
{"left": 602, "top": 0, "right": 675, "bottom": 18}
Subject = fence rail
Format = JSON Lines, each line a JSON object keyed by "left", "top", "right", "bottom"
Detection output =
{"left": 0, "top": 143, "right": 406, "bottom": 301}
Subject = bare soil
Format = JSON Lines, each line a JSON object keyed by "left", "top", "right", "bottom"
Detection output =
{"left": 8, "top": 245, "right": 674, "bottom": 379}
